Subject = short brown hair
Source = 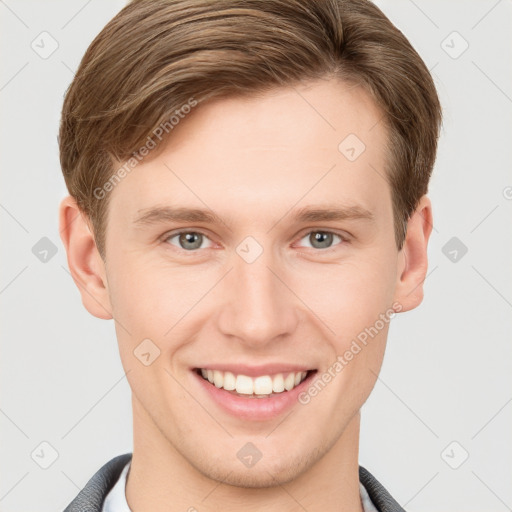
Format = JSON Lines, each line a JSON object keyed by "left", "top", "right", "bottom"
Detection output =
{"left": 59, "top": 0, "right": 442, "bottom": 259}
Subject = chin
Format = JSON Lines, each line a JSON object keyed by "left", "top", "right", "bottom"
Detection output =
{"left": 192, "top": 445, "right": 324, "bottom": 489}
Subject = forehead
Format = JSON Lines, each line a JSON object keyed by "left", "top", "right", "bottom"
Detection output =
{"left": 108, "top": 78, "right": 390, "bottom": 228}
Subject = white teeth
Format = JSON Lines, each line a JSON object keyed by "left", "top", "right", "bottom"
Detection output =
{"left": 272, "top": 373, "right": 285, "bottom": 393}
{"left": 213, "top": 370, "right": 223, "bottom": 388}
{"left": 236, "top": 374, "right": 254, "bottom": 395}
{"left": 199, "top": 369, "right": 309, "bottom": 395}
{"left": 284, "top": 373, "right": 295, "bottom": 391}
{"left": 254, "top": 376, "right": 273, "bottom": 395}
{"left": 223, "top": 371, "right": 236, "bottom": 391}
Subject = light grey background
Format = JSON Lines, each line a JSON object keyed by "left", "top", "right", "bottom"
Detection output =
{"left": 1, "top": 1, "right": 511, "bottom": 511}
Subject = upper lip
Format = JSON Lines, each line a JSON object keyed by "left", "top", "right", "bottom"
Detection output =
{"left": 193, "top": 364, "right": 315, "bottom": 377}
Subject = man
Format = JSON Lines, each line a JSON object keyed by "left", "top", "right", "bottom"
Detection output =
{"left": 58, "top": 0, "right": 442, "bottom": 510}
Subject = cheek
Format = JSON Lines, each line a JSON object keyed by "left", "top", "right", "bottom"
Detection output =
{"left": 324, "top": 257, "right": 395, "bottom": 402}
{"left": 108, "top": 255, "right": 201, "bottom": 332}
{"left": 107, "top": 255, "right": 214, "bottom": 380}
{"left": 290, "top": 253, "right": 396, "bottom": 405}
{"left": 291, "top": 253, "right": 397, "bottom": 336}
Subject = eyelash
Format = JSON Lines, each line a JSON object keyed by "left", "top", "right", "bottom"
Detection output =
{"left": 160, "top": 229, "right": 350, "bottom": 255}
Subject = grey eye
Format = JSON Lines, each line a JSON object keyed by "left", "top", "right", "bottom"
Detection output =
{"left": 300, "top": 231, "right": 343, "bottom": 250}
{"left": 308, "top": 231, "right": 336, "bottom": 249}
{"left": 166, "top": 231, "right": 209, "bottom": 251}
{"left": 178, "top": 232, "right": 203, "bottom": 250}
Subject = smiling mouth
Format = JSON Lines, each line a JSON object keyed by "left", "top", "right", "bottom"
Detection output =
{"left": 195, "top": 368, "right": 316, "bottom": 398}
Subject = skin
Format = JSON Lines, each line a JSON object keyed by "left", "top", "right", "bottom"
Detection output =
{"left": 59, "top": 77, "right": 432, "bottom": 512}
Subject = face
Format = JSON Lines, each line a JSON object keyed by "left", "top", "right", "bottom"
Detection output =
{"left": 66, "top": 78, "right": 425, "bottom": 488}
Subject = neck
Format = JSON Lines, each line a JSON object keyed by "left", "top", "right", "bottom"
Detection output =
{"left": 126, "top": 396, "right": 364, "bottom": 512}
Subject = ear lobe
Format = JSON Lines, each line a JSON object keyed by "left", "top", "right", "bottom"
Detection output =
{"left": 58, "top": 195, "right": 113, "bottom": 320}
{"left": 393, "top": 195, "right": 434, "bottom": 313}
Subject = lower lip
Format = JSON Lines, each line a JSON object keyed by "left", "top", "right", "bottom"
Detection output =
{"left": 193, "top": 370, "right": 315, "bottom": 421}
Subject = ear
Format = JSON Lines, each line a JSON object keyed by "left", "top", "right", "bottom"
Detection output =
{"left": 393, "top": 195, "right": 434, "bottom": 313}
{"left": 58, "top": 195, "right": 113, "bottom": 320}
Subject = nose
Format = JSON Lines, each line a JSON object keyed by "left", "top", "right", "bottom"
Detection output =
{"left": 217, "top": 244, "right": 299, "bottom": 349}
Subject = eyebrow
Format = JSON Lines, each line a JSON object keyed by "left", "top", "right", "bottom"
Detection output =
{"left": 133, "top": 204, "right": 375, "bottom": 228}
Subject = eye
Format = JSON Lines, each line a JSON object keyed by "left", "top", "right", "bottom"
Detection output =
{"left": 163, "top": 231, "right": 213, "bottom": 251}
{"left": 297, "top": 230, "right": 347, "bottom": 250}
{"left": 161, "top": 229, "right": 349, "bottom": 254}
